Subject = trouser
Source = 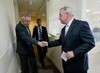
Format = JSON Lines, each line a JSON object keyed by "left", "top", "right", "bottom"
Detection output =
{"left": 19, "top": 53, "right": 38, "bottom": 73}
{"left": 63, "top": 60, "right": 87, "bottom": 73}
{"left": 37, "top": 45, "right": 47, "bottom": 66}
{"left": 64, "top": 70, "right": 87, "bottom": 73}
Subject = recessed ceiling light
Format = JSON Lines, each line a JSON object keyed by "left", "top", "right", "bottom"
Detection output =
{"left": 42, "top": 14, "right": 45, "bottom": 16}
{"left": 29, "top": 0, "right": 32, "bottom": 5}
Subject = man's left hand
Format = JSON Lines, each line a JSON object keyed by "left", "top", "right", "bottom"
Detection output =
{"left": 66, "top": 51, "right": 74, "bottom": 59}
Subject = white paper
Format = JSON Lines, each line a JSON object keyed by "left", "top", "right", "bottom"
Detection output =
{"left": 61, "top": 51, "right": 67, "bottom": 62}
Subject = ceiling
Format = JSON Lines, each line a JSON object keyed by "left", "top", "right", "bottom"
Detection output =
{"left": 17, "top": 0, "right": 46, "bottom": 18}
{"left": 16, "top": 0, "right": 100, "bottom": 19}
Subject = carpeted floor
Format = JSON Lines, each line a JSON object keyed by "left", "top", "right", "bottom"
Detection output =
{"left": 37, "top": 57, "right": 54, "bottom": 73}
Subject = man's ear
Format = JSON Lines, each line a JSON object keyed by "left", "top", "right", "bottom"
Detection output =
{"left": 21, "top": 19, "right": 24, "bottom": 22}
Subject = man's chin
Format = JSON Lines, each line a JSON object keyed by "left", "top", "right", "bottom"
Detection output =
{"left": 61, "top": 21, "right": 64, "bottom": 24}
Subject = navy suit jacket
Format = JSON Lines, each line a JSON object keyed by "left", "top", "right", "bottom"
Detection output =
{"left": 32, "top": 26, "right": 49, "bottom": 41}
{"left": 15, "top": 22, "right": 38, "bottom": 55}
{"left": 48, "top": 19, "right": 95, "bottom": 72}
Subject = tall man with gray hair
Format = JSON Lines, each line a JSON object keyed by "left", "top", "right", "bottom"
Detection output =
{"left": 43, "top": 6, "right": 95, "bottom": 73}
{"left": 15, "top": 13, "right": 45, "bottom": 73}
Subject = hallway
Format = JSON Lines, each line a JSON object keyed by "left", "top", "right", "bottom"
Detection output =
{"left": 0, "top": 0, "right": 100, "bottom": 73}
{"left": 37, "top": 58, "right": 54, "bottom": 73}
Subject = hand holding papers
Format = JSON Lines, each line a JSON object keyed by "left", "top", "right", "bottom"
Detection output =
{"left": 61, "top": 51, "right": 68, "bottom": 62}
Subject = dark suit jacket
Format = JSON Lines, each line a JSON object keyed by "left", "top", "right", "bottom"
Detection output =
{"left": 48, "top": 19, "right": 95, "bottom": 71}
{"left": 15, "top": 22, "right": 38, "bottom": 55}
{"left": 32, "top": 26, "right": 49, "bottom": 41}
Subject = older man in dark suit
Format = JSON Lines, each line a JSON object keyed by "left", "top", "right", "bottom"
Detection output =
{"left": 42, "top": 6, "right": 95, "bottom": 73}
{"left": 15, "top": 13, "right": 45, "bottom": 73}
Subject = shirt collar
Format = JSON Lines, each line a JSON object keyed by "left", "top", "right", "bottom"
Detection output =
{"left": 66, "top": 17, "right": 74, "bottom": 27}
{"left": 38, "top": 26, "right": 42, "bottom": 28}
{"left": 21, "top": 22, "right": 27, "bottom": 28}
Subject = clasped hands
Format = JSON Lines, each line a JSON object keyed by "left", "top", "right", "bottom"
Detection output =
{"left": 38, "top": 41, "right": 48, "bottom": 47}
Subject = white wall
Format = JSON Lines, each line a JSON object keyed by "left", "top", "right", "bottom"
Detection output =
{"left": 46, "top": 0, "right": 82, "bottom": 35}
{"left": 0, "top": 0, "right": 19, "bottom": 73}
{"left": 13, "top": 0, "right": 20, "bottom": 24}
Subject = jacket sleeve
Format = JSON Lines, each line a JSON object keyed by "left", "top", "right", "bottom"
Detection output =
{"left": 73, "top": 21, "right": 95, "bottom": 57}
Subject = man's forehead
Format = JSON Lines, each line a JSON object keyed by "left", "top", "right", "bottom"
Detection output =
{"left": 25, "top": 16, "right": 31, "bottom": 19}
{"left": 38, "top": 20, "right": 42, "bottom": 22}
{"left": 59, "top": 9, "right": 64, "bottom": 14}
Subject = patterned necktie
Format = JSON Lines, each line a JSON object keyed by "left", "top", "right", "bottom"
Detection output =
{"left": 39, "top": 26, "right": 42, "bottom": 40}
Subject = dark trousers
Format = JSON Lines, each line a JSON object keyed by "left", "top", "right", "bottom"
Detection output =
{"left": 63, "top": 60, "right": 87, "bottom": 73}
{"left": 64, "top": 70, "right": 87, "bottom": 73}
{"left": 19, "top": 53, "right": 38, "bottom": 73}
{"left": 37, "top": 45, "right": 47, "bottom": 66}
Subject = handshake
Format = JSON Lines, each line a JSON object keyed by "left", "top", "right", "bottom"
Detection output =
{"left": 38, "top": 41, "right": 48, "bottom": 47}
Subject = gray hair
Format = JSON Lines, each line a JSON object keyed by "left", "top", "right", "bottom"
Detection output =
{"left": 21, "top": 13, "right": 31, "bottom": 20}
{"left": 60, "top": 6, "right": 74, "bottom": 16}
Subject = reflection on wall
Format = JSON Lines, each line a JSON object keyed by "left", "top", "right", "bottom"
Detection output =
{"left": 92, "top": 27, "right": 100, "bottom": 42}
{"left": 86, "top": 0, "right": 100, "bottom": 42}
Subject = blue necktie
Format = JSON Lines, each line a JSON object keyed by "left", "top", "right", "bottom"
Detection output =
{"left": 39, "top": 27, "right": 42, "bottom": 40}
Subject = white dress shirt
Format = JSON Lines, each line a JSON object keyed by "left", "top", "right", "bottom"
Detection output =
{"left": 65, "top": 18, "right": 74, "bottom": 36}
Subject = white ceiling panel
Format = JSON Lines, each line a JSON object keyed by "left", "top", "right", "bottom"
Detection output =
{"left": 17, "top": 0, "right": 46, "bottom": 17}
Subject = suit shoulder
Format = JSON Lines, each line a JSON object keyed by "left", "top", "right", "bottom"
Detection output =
{"left": 42, "top": 26, "right": 46, "bottom": 28}
{"left": 16, "top": 23, "right": 21, "bottom": 29}
{"left": 42, "top": 26, "right": 47, "bottom": 30}
{"left": 33, "top": 26, "right": 37, "bottom": 29}
{"left": 76, "top": 19, "right": 88, "bottom": 23}
{"left": 34, "top": 26, "right": 37, "bottom": 28}
{"left": 16, "top": 22, "right": 24, "bottom": 31}
{"left": 75, "top": 19, "right": 89, "bottom": 26}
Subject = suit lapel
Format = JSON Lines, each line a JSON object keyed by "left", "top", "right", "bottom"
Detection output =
{"left": 62, "top": 26, "right": 66, "bottom": 42}
{"left": 27, "top": 26, "right": 31, "bottom": 36}
{"left": 42, "top": 26, "right": 43, "bottom": 34}
{"left": 35, "top": 26, "right": 38, "bottom": 35}
{"left": 20, "top": 23, "right": 31, "bottom": 37}
{"left": 64, "top": 19, "right": 76, "bottom": 43}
